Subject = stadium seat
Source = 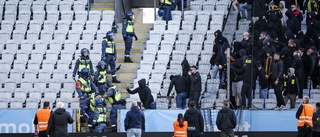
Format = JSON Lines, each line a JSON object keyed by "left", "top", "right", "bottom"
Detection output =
{"left": 24, "top": 69, "right": 38, "bottom": 80}
{"left": 88, "top": 10, "right": 101, "bottom": 24}
{"left": 142, "top": 50, "right": 156, "bottom": 62}
{"left": 52, "top": 69, "right": 66, "bottom": 81}
{"left": 18, "top": 11, "right": 31, "bottom": 23}
{"left": 75, "top": 11, "right": 88, "bottom": 24}
{"left": 26, "top": 30, "right": 40, "bottom": 44}
{"left": 25, "top": 98, "right": 40, "bottom": 108}
{"left": 157, "top": 50, "right": 170, "bottom": 63}
{"left": 32, "top": 10, "right": 45, "bottom": 22}
{"left": 149, "top": 30, "right": 162, "bottom": 42}
{"left": 202, "top": 0, "right": 215, "bottom": 11}
{"left": 78, "top": 40, "right": 92, "bottom": 50}
{"left": 0, "top": 98, "right": 9, "bottom": 108}
{"left": 64, "top": 40, "right": 77, "bottom": 51}
{"left": 46, "top": 11, "right": 59, "bottom": 23}
{"left": 189, "top": 40, "right": 203, "bottom": 54}
{"left": 67, "top": 30, "right": 81, "bottom": 42}
{"left": 38, "top": 70, "right": 52, "bottom": 81}
{"left": 73, "top": 1, "right": 86, "bottom": 11}
{"left": 53, "top": 30, "right": 67, "bottom": 42}
{"left": 3, "top": 79, "right": 17, "bottom": 91}
{"left": 186, "top": 50, "right": 199, "bottom": 66}
{"left": 174, "top": 40, "right": 188, "bottom": 52}
{"left": 71, "top": 20, "right": 85, "bottom": 33}
{"left": 32, "top": 1, "right": 45, "bottom": 11}
{"left": 178, "top": 30, "right": 191, "bottom": 42}
{"left": 5, "top": 40, "right": 19, "bottom": 53}
{"left": 146, "top": 40, "right": 159, "bottom": 53}
{"left": 190, "top": 1, "right": 202, "bottom": 12}
{"left": 0, "top": 30, "right": 12, "bottom": 44}
{"left": 10, "top": 98, "right": 24, "bottom": 108}
{"left": 167, "top": 21, "right": 180, "bottom": 34}
{"left": 200, "top": 51, "right": 212, "bottom": 63}
{"left": 1, "top": 50, "right": 15, "bottom": 63}
{"left": 172, "top": 50, "right": 185, "bottom": 63}
{"left": 102, "top": 10, "right": 115, "bottom": 21}
{"left": 61, "top": 11, "right": 74, "bottom": 24}
{"left": 45, "top": 50, "right": 59, "bottom": 62}
{"left": 57, "top": 20, "right": 71, "bottom": 34}
{"left": 153, "top": 20, "right": 166, "bottom": 34}
{"left": 13, "top": 60, "right": 27, "bottom": 71}
{"left": 154, "top": 60, "right": 168, "bottom": 72}
{"left": 19, "top": 78, "right": 34, "bottom": 91}
{"left": 85, "top": 20, "right": 98, "bottom": 32}
{"left": 151, "top": 70, "right": 164, "bottom": 81}
{"left": 82, "top": 30, "right": 95, "bottom": 42}
{"left": 46, "top": 1, "right": 58, "bottom": 11}
{"left": 163, "top": 30, "right": 176, "bottom": 43}
{"left": 139, "top": 60, "right": 153, "bottom": 72}
{"left": 13, "top": 91, "right": 27, "bottom": 100}
{"left": 171, "top": 11, "right": 181, "bottom": 21}
{"left": 59, "top": 51, "right": 73, "bottom": 64}
{"left": 30, "top": 50, "right": 44, "bottom": 64}
{"left": 40, "top": 30, "right": 54, "bottom": 44}
{"left": 59, "top": 1, "right": 72, "bottom": 11}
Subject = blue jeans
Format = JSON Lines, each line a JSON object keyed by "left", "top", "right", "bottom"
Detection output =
{"left": 239, "top": 4, "right": 252, "bottom": 20}
{"left": 145, "top": 102, "right": 156, "bottom": 109}
{"left": 94, "top": 123, "right": 107, "bottom": 133}
{"left": 219, "top": 70, "right": 226, "bottom": 89}
{"left": 125, "top": 36, "right": 132, "bottom": 56}
{"left": 176, "top": 92, "right": 187, "bottom": 109}
{"left": 127, "top": 128, "right": 142, "bottom": 137}
{"left": 211, "top": 65, "right": 219, "bottom": 79}
{"left": 260, "top": 88, "right": 268, "bottom": 100}
{"left": 189, "top": 92, "right": 200, "bottom": 108}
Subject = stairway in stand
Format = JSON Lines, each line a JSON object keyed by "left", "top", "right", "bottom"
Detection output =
{"left": 91, "top": 0, "right": 114, "bottom": 11}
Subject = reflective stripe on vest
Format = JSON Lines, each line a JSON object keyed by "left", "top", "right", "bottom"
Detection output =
{"left": 126, "top": 20, "right": 134, "bottom": 33}
{"left": 98, "top": 70, "right": 107, "bottom": 84}
{"left": 173, "top": 121, "right": 188, "bottom": 137}
{"left": 36, "top": 109, "right": 51, "bottom": 131}
{"left": 297, "top": 104, "right": 315, "bottom": 127}
{"left": 108, "top": 86, "right": 121, "bottom": 104}
{"left": 97, "top": 107, "right": 107, "bottom": 123}
{"left": 90, "top": 93, "right": 96, "bottom": 112}
{"left": 104, "top": 39, "right": 115, "bottom": 54}
{"left": 79, "top": 78, "right": 91, "bottom": 93}
{"left": 161, "top": 0, "right": 172, "bottom": 5}
{"left": 78, "top": 59, "right": 91, "bottom": 72}
{"left": 284, "top": 75, "right": 296, "bottom": 87}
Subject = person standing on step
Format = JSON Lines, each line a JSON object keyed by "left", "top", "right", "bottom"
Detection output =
{"left": 101, "top": 31, "right": 121, "bottom": 83}
{"left": 122, "top": 11, "right": 138, "bottom": 63}
{"left": 94, "top": 61, "right": 121, "bottom": 95}
{"left": 73, "top": 48, "right": 94, "bottom": 80}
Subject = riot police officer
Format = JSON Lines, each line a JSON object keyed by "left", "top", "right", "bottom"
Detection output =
{"left": 160, "top": 0, "right": 172, "bottom": 22}
{"left": 92, "top": 98, "right": 108, "bottom": 133}
{"left": 75, "top": 68, "right": 98, "bottom": 123}
{"left": 101, "top": 31, "right": 121, "bottom": 83}
{"left": 73, "top": 48, "right": 94, "bottom": 79}
{"left": 104, "top": 80, "right": 126, "bottom": 132}
{"left": 94, "top": 61, "right": 121, "bottom": 95}
{"left": 122, "top": 11, "right": 138, "bottom": 63}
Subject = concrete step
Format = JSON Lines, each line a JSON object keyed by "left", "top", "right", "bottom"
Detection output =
{"left": 114, "top": 33, "right": 149, "bottom": 38}
{"left": 115, "top": 37, "right": 147, "bottom": 41}
{"left": 118, "top": 27, "right": 150, "bottom": 31}
{"left": 91, "top": 7, "right": 114, "bottom": 10}
{"left": 115, "top": 42, "right": 145, "bottom": 47}
{"left": 115, "top": 72, "right": 136, "bottom": 78}
{"left": 115, "top": 47, "right": 144, "bottom": 52}
{"left": 117, "top": 52, "right": 142, "bottom": 57}
{"left": 112, "top": 62, "right": 140, "bottom": 68}
{"left": 93, "top": 2, "right": 114, "bottom": 6}
{"left": 116, "top": 67, "right": 136, "bottom": 73}
{"left": 117, "top": 23, "right": 153, "bottom": 28}
{"left": 116, "top": 57, "right": 141, "bottom": 63}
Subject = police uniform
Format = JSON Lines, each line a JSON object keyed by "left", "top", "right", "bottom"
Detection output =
{"left": 106, "top": 84, "right": 126, "bottom": 132}
{"left": 93, "top": 105, "right": 108, "bottom": 133}
{"left": 72, "top": 50, "right": 94, "bottom": 78}
{"left": 160, "top": 0, "right": 172, "bottom": 22}
{"left": 76, "top": 76, "right": 97, "bottom": 119}
{"left": 122, "top": 11, "right": 137, "bottom": 63}
{"left": 101, "top": 37, "right": 120, "bottom": 83}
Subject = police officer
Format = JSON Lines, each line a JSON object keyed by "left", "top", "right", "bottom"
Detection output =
{"left": 122, "top": 11, "right": 138, "bottom": 63}
{"left": 73, "top": 48, "right": 94, "bottom": 79}
{"left": 101, "top": 31, "right": 121, "bottom": 83}
{"left": 94, "top": 61, "right": 121, "bottom": 95}
{"left": 75, "top": 68, "right": 98, "bottom": 124}
{"left": 92, "top": 98, "right": 108, "bottom": 133}
{"left": 103, "top": 80, "right": 126, "bottom": 132}
{"left": 160, "top": 0, "right": 172, "bottom": 22}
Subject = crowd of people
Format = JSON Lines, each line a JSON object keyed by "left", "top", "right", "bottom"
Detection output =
{"left": 209, "top": 0, "right": 320, "bottom": 110}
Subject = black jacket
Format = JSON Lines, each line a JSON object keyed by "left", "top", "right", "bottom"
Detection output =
{"left": 258, "top": 68, "right": 268, "bottom": 89}
{"left": 167, "top": 75, "right": 188, "bottom": 96}
{"left": 216, "top": 107, "right": 237, "bottom": 131}
{"left": 313, "top": 109, "right": 320, "bottom": 132}
{"left": 306, "top": 51, "right": 318, "bottom": 77}
{"left": 189, "top": 71, "right": 202, "bottom": 93}
{"left": 215, "top": 52, "right": 227, "bottom": 70}
{"left": 127, "top": 79, "right": 155, "bottom": 107}
{"left": 47, "top": 108, "right": 74, "bottom": 137}
{"left": 271, "top": 59, "right": 284, "bottom": 81}
{"left": 184, "top": 108, "right": 204, "bottom": 136}
{"left": 283, "top": 75, "right": 300, "bottom": 95}
{"left": 230, "top": 59, "right": 245, "bottom": 82}
{"left": 124, "top": 106, "right": 145, "bottom": 131}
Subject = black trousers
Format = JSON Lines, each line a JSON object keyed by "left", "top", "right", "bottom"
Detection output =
{"left": 313, "top": 131, "right": 320, "bottom": 137}
{"left": 38, "top": 130, "right": 47, "bottom": 137}
{"left": 298, "top": 126, "right": 312, "bottom": 137}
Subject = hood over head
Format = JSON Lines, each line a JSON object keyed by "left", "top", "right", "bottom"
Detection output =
{"left": 239, "top": 49, "right": 247, "bottom": 57}
{"left": 288, "top": 67, "right": 295, "bottom": 76}
{"left": 181, "top": 59, "right": 190, "bottom": 69}
{"left": 214, "top": 30, "right": 222, "bottom": 37}
{"left": 138, "top": 78, "right": 146, "bottom": 88}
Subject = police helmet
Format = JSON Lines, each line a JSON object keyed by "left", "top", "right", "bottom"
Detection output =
{"left": 106, "top": 31, "right": 114, "bottom": 39}
{"left": 81, "top": 48, "right": 89, "bottom": 57}
{"left": 95, "top": 98, "right": 104, "bottom": 107}
{"left": 97, "top": 61, "right": 107, "bottom": 69}
{"left": 158, "top": 8, "right": 165, "bottom": 17}
{"left": 105, "top": 80, "right": 113, "bottom": 87}
{"left": 80, "top": 68, "right": 90, "bottom": 77}
{"left": 126, "top": 11, "right": 134, "bottom": 19}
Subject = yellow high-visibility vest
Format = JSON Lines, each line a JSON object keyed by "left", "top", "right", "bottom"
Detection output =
{"left": 78, "top": 59, "right": 91, "bottom": 72}
{"left": 104, "top": 39, "right": 115, "bottom": 54}
{"left": 126, "top": 20, "right": 134, "bottom": 33}
{"left": 108, "top": 86, "right": 122, "bottom": 104}
{"left": 96, "top": 107, "right": 107, "bottom": 123}
{"left": 97, "top": 70, "right": 107, "bottom": 84}
{"left": 79, "top": 78, "right": 91, "bottom": 93}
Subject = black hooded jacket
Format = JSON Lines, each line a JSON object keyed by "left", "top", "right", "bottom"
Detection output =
{"left": 189, "top": 71, "right": 202, "bottom": 93}
{"left": 127, "top": 79, "right": 155, "bottom": 107}
{"left": 47, "top": 108, "right": 74, "bottom": 137}
{"left": 184, "top": 108, "right": 204, "bottom": 136}
{"left": 181, "top": 59, "right": 190, "bottom": 77}
{"left": 167, "top": 75, "right": 188, "bottom": 96}
{"left": 216, "top": 107, "right": 237, "bottom": 131}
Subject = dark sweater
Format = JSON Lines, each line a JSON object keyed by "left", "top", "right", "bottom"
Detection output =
{"left": 216, "top": 107, "right": 237, "bottom": 131}
{"left": 167, "top": 75, "right": 188, "bottom": 96}
{"left": 124, "top": 106, "right": 145, "bottom": 131}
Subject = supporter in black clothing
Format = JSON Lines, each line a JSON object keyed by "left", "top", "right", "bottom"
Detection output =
{"left": 293, "top": 49, "right": 306, "bottom": 98}
{"left": 184, "top": 101, "right": 204, "bottom": 137}
{"left": 230, "top": 58, "right": 245, "bottom": 108}
{"left": 283, "top": 68, "right": 300, "bottom": 109}
{"left": 254, "top": 41, "right": 266, "bottom": 67}
{"left": 253, "top": 16, "right": 268, "bottom": 40}
{"left": 188, "top": 66, "right": 202, "bottom": 108}
{"left": 305, "top": 46, "right": 319, "bottom": 88}
{"left": 270, "top": 53, "right": 286, "bottom": 110}
{"left": 214, "top": 30, "right": 229, "bottom": 45}
{"left": 291, "top": 5, "right": 303, "bottom": 27}
{"left": 266, "top": 5, "right": 282, "bottom": 30}
{"left": 126, "top": 79, "right": 156, "bottom": 109}
{"left": 286, "top": 9, "right": 301, "bottom": 36}
{"left": 216, "top": 100, "right": 237, "bottom": 137}
{"left": 241, "top": 32, "right": 252, "bottom": 56}
{"left": 256, "top": 62, "right": 268, "bottom": 101}
{"left": 181, "top": 59, "right": 190, "bottom": 77}
{"left": 215, "top": 47, "right": 228, "bottom": 89}
{"left": 252, "top": 0, "right": 266, "bottom": 23}
{"left": 239, "top": 49, "right": 253, "bottom": 109}
{"left": 167, "top": 75, "right": 189, "bottom": 109}
{"left": 280, "top": 39, "right": 297, "bottom": 72}
{"left": 264, "top": 38, "right": 277, "bottom": 55}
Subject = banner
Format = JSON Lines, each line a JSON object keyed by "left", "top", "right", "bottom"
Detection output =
{"left": 0, "top": 109, "right": 73, "bottom": 133}
{"left": 119, "top": 109, "right": 298, "bottom": 132}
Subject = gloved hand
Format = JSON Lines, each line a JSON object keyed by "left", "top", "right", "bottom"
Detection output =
{"left": 116, "top": 65, "right": 121, "bottom": 71}
{"left": 114, "top": 56, "right": 117, "bottom": 61}
{"left": 134, "top": 35, "right": 138, "bottom": 41}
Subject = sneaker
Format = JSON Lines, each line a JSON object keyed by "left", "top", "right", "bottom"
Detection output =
{"left": 274, "top": 106, "right": 280, "bottom": 110}
{"left": 280, "top": 105, "right": 286, "bottom": 110}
